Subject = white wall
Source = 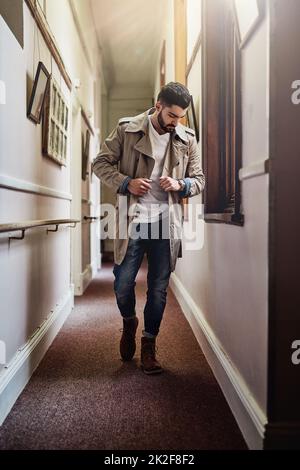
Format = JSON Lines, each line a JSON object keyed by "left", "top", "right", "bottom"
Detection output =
{"left": 0, "top": 0, "right": 101, "bottom": 423}
{"left": 182, "top": 4, "right": 269, "bottom": 413}
{"left": 157, "top": 0, "right": 270, "bottom": 448}
{"left": 108, "top": 85, "right": 153, "bottom": 133}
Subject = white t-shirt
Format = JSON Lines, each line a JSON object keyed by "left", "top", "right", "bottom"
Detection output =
{"left": 132, "top": 116, "right": 170, "bottom": 223}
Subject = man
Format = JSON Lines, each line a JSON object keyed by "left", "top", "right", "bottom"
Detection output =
{"left": 92, "top": 82, "right": 205, "bottom": 375}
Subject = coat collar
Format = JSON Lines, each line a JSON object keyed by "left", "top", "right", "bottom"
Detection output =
{"left": 125, "top": 108, "right": 189, "bottom": 144}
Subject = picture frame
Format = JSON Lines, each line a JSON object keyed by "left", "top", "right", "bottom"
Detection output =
{"left": 82, "top": 129, "right": 90, "bottom": 181}
{"left": 27, "top": 61, "right": 50, "bottom": 124}
{"left": 186, "top": 95, "right": 199, "bottom": 142}
{"left": 233, "top": 0, "right": 264, "bottom": 49}
{"left": 42, "top": 75, "right": 69, "bottom": 166}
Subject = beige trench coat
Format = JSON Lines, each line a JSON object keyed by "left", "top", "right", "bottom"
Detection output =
{"left": 92, "top": 108, "right": 205, "bottom": 271}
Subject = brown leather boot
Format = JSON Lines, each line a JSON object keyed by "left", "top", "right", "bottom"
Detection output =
{"left": 120, "top": 316, "right": 139, "bottom": 361}
{"left": 141, "top": 336, "right": 163, "bottom": 375}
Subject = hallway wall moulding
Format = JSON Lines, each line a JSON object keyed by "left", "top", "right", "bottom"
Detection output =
{"left": 25, "top": 0, "right": 72, "bottom": 90}
{"left": 24, "top": 0, "right": 96, "bottom": 137}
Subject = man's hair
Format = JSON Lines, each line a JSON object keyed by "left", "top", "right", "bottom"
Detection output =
{"left": 157, "top": 82, "right": 191, "bottom": 109}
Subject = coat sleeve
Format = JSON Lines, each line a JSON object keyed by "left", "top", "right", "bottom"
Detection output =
{"left": 180, "top": 135, "right": 205, "bottom": 198}
{"left": 91, "top": 125, "right": 131, "bottom": 195}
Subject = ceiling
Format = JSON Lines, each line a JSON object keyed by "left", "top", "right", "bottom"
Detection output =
{"left": 90, "top": 0, "right": 167, "bottom": 89}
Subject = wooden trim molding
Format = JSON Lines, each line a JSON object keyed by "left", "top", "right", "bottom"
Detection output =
{"left": 160, "top": 40, "right": 166, "bottom": 87}
{"left": 186, "top": 33, "right": 202, "bottom": 78}
{"left": 24, "top": 0, "right": 72, "bottom": 90}
{"left": 174, "top": 0, "right": 189, "bottom": 215}
{"left": 0, "top": 174, "right": 72, "bottom": 200}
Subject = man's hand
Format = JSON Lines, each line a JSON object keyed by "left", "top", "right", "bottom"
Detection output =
{"left": 128, "top": 178, "right": 152, "bottom": 196}
{"left": 159, "top": 176, "right": 181, "bottom": 192}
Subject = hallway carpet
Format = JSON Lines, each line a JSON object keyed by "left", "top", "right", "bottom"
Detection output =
{"left": 0, "top": 261, "right": 247, "bottom": 450}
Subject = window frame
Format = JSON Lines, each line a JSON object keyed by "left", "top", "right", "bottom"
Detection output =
{"left": 233, "top": 0, "right": 265, "bottom": 50}
{"left": 202, "top": 0, "right": 244, "bottom": 226}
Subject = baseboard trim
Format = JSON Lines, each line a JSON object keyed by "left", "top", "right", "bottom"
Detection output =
{"left": 170, "top": 273, "right": 267, "bottom": 450}
{"left": 0, "top": 285, "right": 74, "bottom": 426}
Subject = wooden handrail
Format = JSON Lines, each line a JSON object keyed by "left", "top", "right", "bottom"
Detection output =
{"left": 0, "top": 219, "right": 80, "bottom": 235}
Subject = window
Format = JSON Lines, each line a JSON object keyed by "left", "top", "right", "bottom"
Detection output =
{"left": 202, "top": 0, "right": 243, "bottom": 225}
{"left": 42, "top": 76, "right": 69, "bottom": 166}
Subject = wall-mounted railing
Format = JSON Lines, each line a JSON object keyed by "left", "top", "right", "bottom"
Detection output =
{"left": 0, "top": 219, "right": 80, "bottom": 242}
{"left": 83, "top": 216, "right": 99, "bottom": 222}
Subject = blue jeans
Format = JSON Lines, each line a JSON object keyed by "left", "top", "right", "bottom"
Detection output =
{"left": 113, "top": 218, "right": 171, "bottom": 336}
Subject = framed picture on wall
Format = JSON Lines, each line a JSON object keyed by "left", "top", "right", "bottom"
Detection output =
{"left": 42, "top": 75, "right": 69, "bottom": 166}
{"left": 186, "top": 95, "right": 199, "bottom": 142}
{"left": 233, "top": 0, "right": 265, "bottom": 49}
{"left": 27, "top": 61, "right": 50, "bottom": 124}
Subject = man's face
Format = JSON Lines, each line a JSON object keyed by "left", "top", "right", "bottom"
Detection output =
{"left": 156, "top": 102, "right": 188, "bottom": 133}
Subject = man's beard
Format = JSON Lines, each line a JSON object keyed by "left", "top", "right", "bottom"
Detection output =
{"left": 157, "top": 111, "right": 176, "bottom": 134}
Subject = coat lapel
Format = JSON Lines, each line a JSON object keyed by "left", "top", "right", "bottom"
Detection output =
{"left": 134, "top": 134, "right": 153, "bottom": 158}
{"left": 163, "top": 136, "right": 188, "bottom": 176}
{"left": 125, "top": 108, "right": 189, "bottom": 175}
{"left": 126, "top": 109, "right": 154, "bottom": 161}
